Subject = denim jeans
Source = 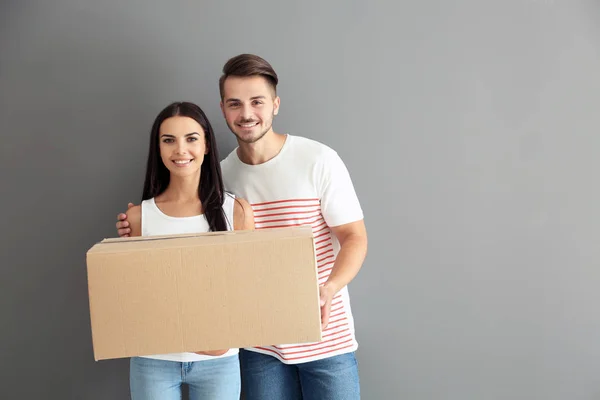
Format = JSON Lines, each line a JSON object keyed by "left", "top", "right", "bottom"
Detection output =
{"left": 239, "top": 350, "right": 360, "bottom": 400}
{"left": 129, "top": 355, "right": 241, "bottom": 400}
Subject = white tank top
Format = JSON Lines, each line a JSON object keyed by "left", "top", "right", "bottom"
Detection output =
{"left": 138, "top": 193, "right": 239, "bottom": 362}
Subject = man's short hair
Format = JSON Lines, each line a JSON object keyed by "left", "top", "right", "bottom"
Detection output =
{"left": 219, "top": 54, "right": 278, "bottom": 99}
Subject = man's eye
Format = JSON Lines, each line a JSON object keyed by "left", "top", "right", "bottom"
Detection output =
{"left": 253, "top": 101, "right": 263, "bottom": 105}
{"left": 229, "top": 103, "right": 240, "bottom": 108}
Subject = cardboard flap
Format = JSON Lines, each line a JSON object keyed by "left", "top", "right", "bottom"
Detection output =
{"left": 87, "top": 226, "right": 314, "bottom": 255}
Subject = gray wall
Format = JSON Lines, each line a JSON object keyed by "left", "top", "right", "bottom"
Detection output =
{"left": 1, "top": 1, "right": 599, "bottom": 399}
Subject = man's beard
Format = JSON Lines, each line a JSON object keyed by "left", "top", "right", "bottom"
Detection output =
{"left": 227, "top": 116, "right": 273, "bottom": 144}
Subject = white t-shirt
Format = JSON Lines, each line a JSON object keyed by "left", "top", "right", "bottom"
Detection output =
{"left": 138, "top": 194, "right": 239, "bottom": 362}
{"left": 221, "top": 134, "right": 364, "bottom": 364}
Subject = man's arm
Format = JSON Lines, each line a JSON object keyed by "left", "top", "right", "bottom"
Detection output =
{"left": 315, "top": 148, "right": 368, "bottom": 329}
{"left": 319, "top": 220, "right": 368, "bottom": 329}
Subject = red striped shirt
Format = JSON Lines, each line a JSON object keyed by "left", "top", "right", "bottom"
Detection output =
{"left": 247, "top": 198, "right": 357, "bottom": 363}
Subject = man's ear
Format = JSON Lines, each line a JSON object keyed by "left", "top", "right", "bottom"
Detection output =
{"left": 220, "top": 101, "right": 225, "bottom": 118}
{"left": 273, "top": 96, "right": 281, "bottom": 116}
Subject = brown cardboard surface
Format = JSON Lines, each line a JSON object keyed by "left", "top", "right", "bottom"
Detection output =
{"left": 86, "top": 226, "right": 322, "bottom": 361}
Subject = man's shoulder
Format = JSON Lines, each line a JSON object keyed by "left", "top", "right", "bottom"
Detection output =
{"left": 289, "top": 134, "right": 337, "bottom": 159}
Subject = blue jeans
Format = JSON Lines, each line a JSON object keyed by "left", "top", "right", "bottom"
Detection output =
{"left": 239, "top": 350, "right": 360, "bottom": 400}
{"left": 129, "top": 355, "right": 241, "bottom": 400}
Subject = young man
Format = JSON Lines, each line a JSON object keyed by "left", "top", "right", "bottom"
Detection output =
{"left": 116, "top": 54, "right": 368, "bottom": 400}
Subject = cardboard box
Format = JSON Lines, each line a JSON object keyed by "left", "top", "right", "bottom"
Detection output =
{"left": 86, "top": 226, "right": 322, "bottom": 361}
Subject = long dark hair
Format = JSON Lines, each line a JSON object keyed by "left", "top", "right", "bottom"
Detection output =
{"left": 141, "top": 101, "right": 228, "bottom": 232}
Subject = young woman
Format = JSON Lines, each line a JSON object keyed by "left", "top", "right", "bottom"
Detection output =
{"left": 124, "top": 101, "right": 254, "bottom": 400}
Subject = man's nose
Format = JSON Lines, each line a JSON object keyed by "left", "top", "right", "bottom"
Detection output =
{"left": 241, "top": 104, "right": 253, "bottom": 120}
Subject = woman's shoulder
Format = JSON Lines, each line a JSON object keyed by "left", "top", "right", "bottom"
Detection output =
{"left": 126, "top": 204, "right": 142, "bottom": 220}
{"left": 232, "top": 196, "right": 254, "bottom": 231}
{"left": 233, "top": 197, "right": 252, "bottom": 212}
{"left": 125, "top": 204, "right": 142, "bottom": 236}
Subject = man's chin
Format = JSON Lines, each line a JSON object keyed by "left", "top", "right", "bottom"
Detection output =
{"left": 233, "top": 130, "right": 268, "bottom": 144}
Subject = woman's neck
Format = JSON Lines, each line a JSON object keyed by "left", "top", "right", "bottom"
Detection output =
{"left": 159, "top": 173, "right": 201, "bottom": 203}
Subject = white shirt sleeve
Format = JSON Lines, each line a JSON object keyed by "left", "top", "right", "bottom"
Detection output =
{"left": 316, "top": 150, "right": 364, "bottom": 227}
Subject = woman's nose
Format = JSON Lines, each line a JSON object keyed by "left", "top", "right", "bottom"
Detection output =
{"left": 175, "top": 142, "right": 187, "bottom": 154}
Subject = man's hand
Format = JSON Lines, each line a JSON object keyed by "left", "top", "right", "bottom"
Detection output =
{"left": 194, "top": 349, "right": 229, "bottom": 356}
{"left": 319, "top": 283, "right": 336, "bottom": 330}
{"left": 116, "top": 203, "right": 135, "bottom": 237}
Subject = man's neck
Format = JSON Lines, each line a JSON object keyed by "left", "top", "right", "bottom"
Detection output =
{"left": 237, "top": 131, "right": 287, "bottom": 165}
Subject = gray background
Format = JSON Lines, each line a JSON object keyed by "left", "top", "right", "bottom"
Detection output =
{"left": 1, "top": 0, "right": 599, "bottom": 399}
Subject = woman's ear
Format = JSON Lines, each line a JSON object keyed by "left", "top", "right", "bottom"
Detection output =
{"left": 204, "top": 137, "right": 210, "bottom": 155}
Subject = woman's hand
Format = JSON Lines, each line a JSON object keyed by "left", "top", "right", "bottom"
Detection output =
{"left": 194, "top": 349, "right": 230, "bottom": 356}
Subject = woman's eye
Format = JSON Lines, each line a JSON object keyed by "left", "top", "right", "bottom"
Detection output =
{"left": 162, "top": 139, "right": 174, "bottom": 143}
{"left": 188, "top": 137, "right": 197, "bottom": 142}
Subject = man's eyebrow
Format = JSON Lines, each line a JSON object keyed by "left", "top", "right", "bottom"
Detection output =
{"left": 225, "top": 96, "right": 267, "bottom": 103}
